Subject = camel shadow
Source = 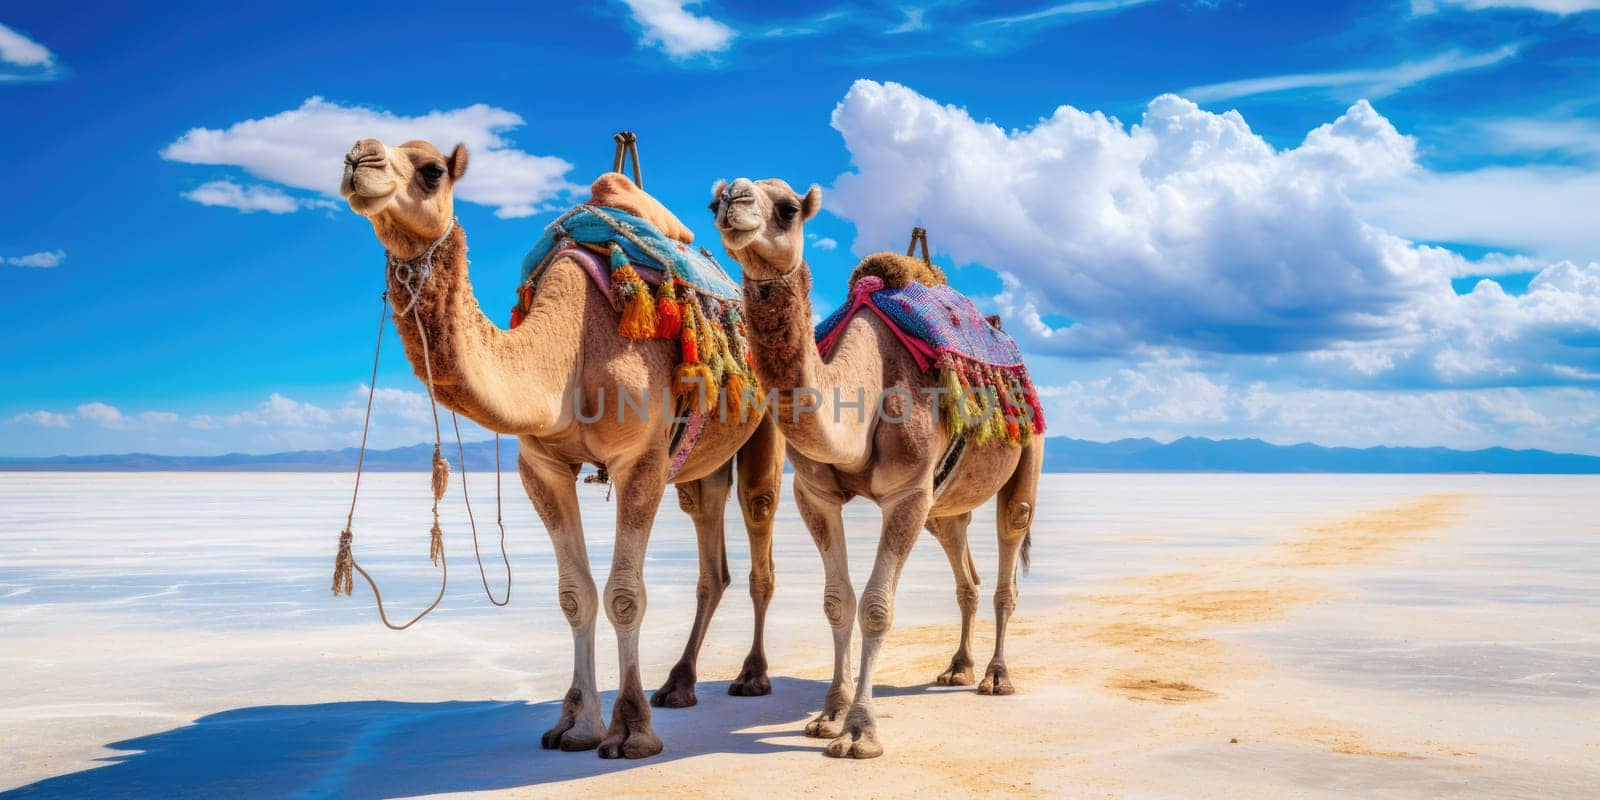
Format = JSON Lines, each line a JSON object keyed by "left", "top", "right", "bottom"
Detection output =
{"left": 2, "top": 677, "right": 941, "bottom": 799}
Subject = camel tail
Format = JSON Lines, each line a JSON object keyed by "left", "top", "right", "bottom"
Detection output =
{"left": 1020, "top": 530, "right": 1032, "bottom": 577}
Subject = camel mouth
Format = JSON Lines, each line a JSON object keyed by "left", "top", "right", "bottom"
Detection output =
{"left": 345, "top": 190, "right": 393, "bottom": 217}
{"left": 718, "top": 225, "right": 761, "bottom": 252}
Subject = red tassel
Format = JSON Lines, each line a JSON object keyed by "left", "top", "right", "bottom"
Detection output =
{"left": 655, "top": 293, "right": 682, "bottom": 338}
{"left": 510, "top": 305, "right": 525, "bottom": 328}
{"left": 682, "top": 326, "right": 699, "bottom": 363}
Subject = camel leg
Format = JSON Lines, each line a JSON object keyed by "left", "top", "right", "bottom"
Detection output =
{"left": 519, "top": 454, "right": 606, "bottom": 752}
{"left": 926, "top": 512, "right": 979, "bottom": 687}
{"left": 826, "top": 489, "right": 932, "bottom": 759}
{"left": 651, "top": 461, "right": 734, "bottom": 709}
{"left": 730, "top": 414, "right": 782, "bottom": 697}
{"left": 597, "top": 456, "right": 669, "bottom": 759}
{"left": 979, "top": 440, "right": 1043, "bottom": 696}
{"left": 794, "top": 478, "right": 856, "bottom": 739}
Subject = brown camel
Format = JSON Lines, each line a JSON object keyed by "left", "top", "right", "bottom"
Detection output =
{"left": 711, "top": 177, "right": 1044, "bottom": 759}
{"left": 339, "top": 138, "right": 784, "bottom": 759}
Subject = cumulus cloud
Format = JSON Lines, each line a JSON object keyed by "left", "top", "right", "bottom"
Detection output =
{"left": 0, "top": 22, "right": 59, "bottom": 81}
{"left": 619, "top": 0, "right": 736, "bottom": 57}
{"left": 162, "top": 97, "right": 579, "bottom": 218}
{"left": 1040, "top": 363, "right": 1600, "bottom": 454}
{"left": 826, "top": 80, "right": 1600, "bottom": 389}
{"left": 1412, "top": 0, "right": 1600, "bottom": 14}
{"left": 4, "top": 250, "right": 64, "bottom": 268}
{"left": 182, "top": 180, "right": 334, "bottom": 214}
{"left": 6, "top": 387, "right": 488, "bottom": 456}
{"left": 1183, "top": 45, "right": 1519, "bottom": 103}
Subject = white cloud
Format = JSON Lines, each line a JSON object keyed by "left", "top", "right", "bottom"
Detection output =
{"left": 887, "top": 7, "right": 928, "bottom": 33}
{"left": 1041, "top": 363, "right": 1600, "bottom": 454}
{"left": 8, "top": 410, "right": 70, "bottom": 428}
{"left": 980, "top": 0, "right": 1154, "bottom": 26}
{"left": 1183, "top": 45, "right": 1519, "bottom": 102}
{"left": 1356, "top": 166, "right": 1600, "bottom": 262}
{"left": 809, "top": 234, "right": 839, "bottom": 250}
{"left": 826, "top": 80, "right": 1600, "bottom": 389}
{"left": 0, "top": 22, "right": 57, "bottom": 80}
{"left": 7, "top": 387, "right": 484, "bottom": 456}
{"left": 4, "top": 250, "right": 64, "bottom": 268}
{"left": 182, "top": 180, "right": 333, "bottom": 214}
{"left": 619, "top": 0, "right": 736, "bottom": 57}
{"left": 1413, "top": 0, "right": 1600, "bottom": 14}
{"left": 75, "top": 402, "right": 125, "bottom": 426}
{"left": 162, "top": 97, "right": 578, "bottom": 218}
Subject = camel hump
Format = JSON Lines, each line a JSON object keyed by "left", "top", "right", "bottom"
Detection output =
{"left": 848, "top": 252, "right": 949, "bottom": 290}
{"left": 589, "top": 173, "right": 694, "bottom": 244}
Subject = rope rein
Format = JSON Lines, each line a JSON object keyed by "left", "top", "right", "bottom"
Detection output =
{"left": 332, "top": 217, "right": 511, "bottom": 627}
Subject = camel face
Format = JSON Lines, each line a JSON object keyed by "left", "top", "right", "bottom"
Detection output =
{"left": 711, "top": 177, "right": 820, "bottom": 279}
{"left": 341, "top": 138, "right": 468, "bottom": 253}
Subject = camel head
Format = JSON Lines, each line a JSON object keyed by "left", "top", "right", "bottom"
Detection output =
{"left": 340, "top": 138, "right": 468, "bottom": 257}
{"left": 710, "top": 177, "right": 821, "bottom": 279}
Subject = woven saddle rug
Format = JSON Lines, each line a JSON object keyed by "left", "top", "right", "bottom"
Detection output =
{"left": 814, "top": 253, "right": 1045, "bottom": 447}
{"left": 509, "top": 178, "right": 759, "bottom": 477}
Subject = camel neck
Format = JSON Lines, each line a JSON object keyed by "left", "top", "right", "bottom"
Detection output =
{"left": 743, "top": 266, "right": 821, "bottom": 395}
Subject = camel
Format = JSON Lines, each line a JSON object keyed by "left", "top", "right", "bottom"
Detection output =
{"left": 710, "top": 177, "right": 1044, "bottom": 759}
{"left": 339, "top": 138, "right": 785, "bottom": 759}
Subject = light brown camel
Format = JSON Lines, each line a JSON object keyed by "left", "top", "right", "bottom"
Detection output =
{"left": 339, "top": 138, "right": 785, "bottom": 759}
{"left": 711, "top": 177, "right": 1044, "bottom": 759}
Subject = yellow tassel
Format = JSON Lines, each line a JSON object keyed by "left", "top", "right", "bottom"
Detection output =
{"left": 725, "top": 372, "right": 748, "bottom": 420}
{"left": 618, "top": 279, "right": 657, "bottom": 339}
{"left": 939, "top": 368, "right": 965, "bottom": 436}
{"left": 675, "top": 362, "right": 717, "bottom": 411}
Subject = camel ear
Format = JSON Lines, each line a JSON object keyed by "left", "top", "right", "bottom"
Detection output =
{"left": 448, "top": 144, "right": 469, "bottom": 181}
{"left": 709, "top": 180, "right": 728, "bottom": 212}
{"left": 801, "top": 184, "right": 822, "bottom": 221}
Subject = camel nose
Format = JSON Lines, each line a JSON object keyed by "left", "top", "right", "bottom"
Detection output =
{"left": 345, "top": 139, "right": 385, "bottom": 167}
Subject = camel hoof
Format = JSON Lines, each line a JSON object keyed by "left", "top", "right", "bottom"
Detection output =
{"left": 729, "top": 653, "right": 771, "bottom": 696}
{"left": 598, "top": 728, "right": 663, "bottom": 759}
{"left": 936, "top": 655, "right": 975, "bottom": 686}
{"left": 651, "top": 662, "right": 699, "bottom": 709}
{"left": 804, "top": 711, "right": 845, "bottom": 739}
{"left": 977, "top": 662, "right": 1015, "bottom": 695}
{"left": 542, "top": 689, "right": 603, "bottom": 751}
{"left": 824, "top": 725, "right": 883, "bottom": 759}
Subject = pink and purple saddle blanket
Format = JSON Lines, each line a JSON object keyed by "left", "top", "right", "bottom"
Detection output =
{"left": 814, "top": 275, "right": 1046, "bottom": 437}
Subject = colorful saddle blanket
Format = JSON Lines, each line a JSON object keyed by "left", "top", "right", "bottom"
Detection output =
{"left": 815, "top": 273, "right": 1045, "bottom": 445}
{"left": 519, "top": 205, "right": 740, "bottom": 301}
{"left": 509, "top": 201, "right": 760, "bottom": 479}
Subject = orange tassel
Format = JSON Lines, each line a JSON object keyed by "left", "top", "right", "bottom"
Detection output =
{"left": 616, "top": 274, "right": 657, "bottom": 340}
{"left": 682, "top": 324, "right": 699, "bottom": 364}
{"left": 510, "top": 305, "right": 524, "bottom": 328}
{"left": 655, "top": 292, "right": 682, "bottom": 338}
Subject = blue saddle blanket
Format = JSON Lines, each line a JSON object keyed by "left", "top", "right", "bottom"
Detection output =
{"left": 520, "top": 205, "right": 741, "bottom": 300}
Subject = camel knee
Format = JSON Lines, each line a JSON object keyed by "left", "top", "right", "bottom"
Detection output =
{"left": 822, "top": 585, "right": 855, "bottom": 629}
{"left": 740, "top": 489, "right": 776, "bottom": 526}
{"left": 604, "top": 577, "right": 646, "bottom": 630}
{"left": 695, "top": 572, "right": 727, "bottom": 606}
{"left": 859, "top": 587, "right": 895, "bottom": 636}
{"left": 994, "top": 584, "right": 1018, "bottom": 616}
{"left": 557, "top": 579, "right": 596, "bottom": 628}
{"left": 748, "top": 569, "right": 775, "bottom": 604}
{"left": 1005, "top": 501, "right": 1033, "bottom": 535}
{"left": 956, "top": 582, "right": 980, "bottom": 615}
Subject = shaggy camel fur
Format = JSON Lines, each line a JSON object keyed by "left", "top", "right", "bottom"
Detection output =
{"left": 340, "top": 139, "right": 784, "bottom": 759}
{"left": 711, "top": 177, "right": 1044, "bottom": 759}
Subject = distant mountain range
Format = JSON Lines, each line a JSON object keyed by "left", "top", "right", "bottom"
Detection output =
{"left": 3, "top": 436, "right": 1597, "bottom": 473}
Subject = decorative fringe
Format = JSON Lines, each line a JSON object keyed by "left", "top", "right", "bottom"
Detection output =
{"left": 939, "top": 367, "right": 966, "bottom": 436}
{"left": 725, "top": 371, "right": 750, "bottom": 419}
{"left": 612, "top": 264, "right": 657, "bottom": 339}
{"left": 332, "top": 527, "right": 354, "bottom": 596}
{"left": 428, "top": 520, "right": 443, "bottom": 566}
{"left": 674, "top": 362, "right": 716, "bottom": 410}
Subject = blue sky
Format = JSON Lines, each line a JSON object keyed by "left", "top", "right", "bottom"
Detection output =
{"left": 2, "top": 0, "right": 1598, "bottom": 456}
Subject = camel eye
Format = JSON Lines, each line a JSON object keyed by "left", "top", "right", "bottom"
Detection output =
{"left": 777, "top": 202, "right": 799, "bottom": 221}
{"left": 420, "top": 163, "right": 447, "bottom": 186}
